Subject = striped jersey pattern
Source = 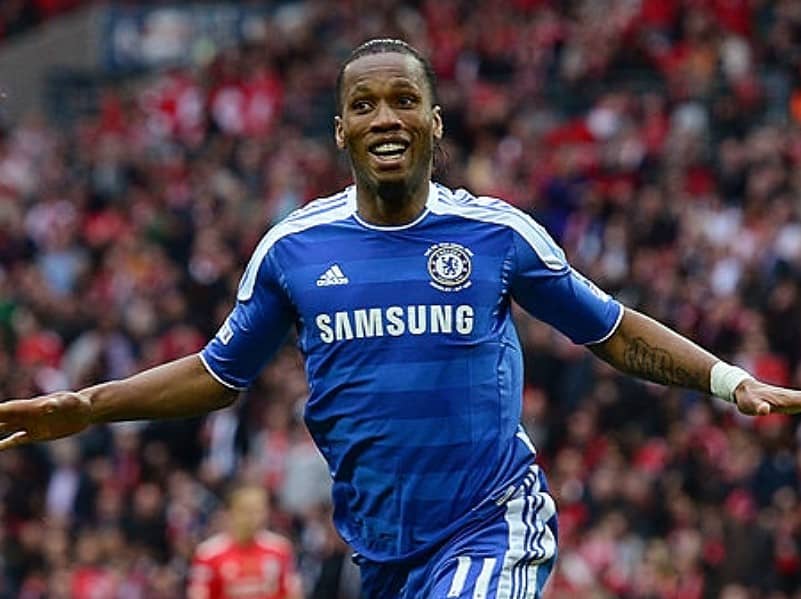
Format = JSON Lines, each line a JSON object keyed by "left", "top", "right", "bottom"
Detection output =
{"left": 201, "top": 182, "right": 622, "bottom": 562}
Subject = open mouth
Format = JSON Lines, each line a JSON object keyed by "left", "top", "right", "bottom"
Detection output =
{"left": 368, "top": 140, "right": 409, "bottom": 161}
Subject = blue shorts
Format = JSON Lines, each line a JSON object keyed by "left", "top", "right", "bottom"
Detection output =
{"left": 357, "top": 464, "right": 558, "bottom": 599}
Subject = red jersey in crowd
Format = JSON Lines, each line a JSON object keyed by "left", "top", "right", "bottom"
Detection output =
{"left": 188, "top": 532, "right": 301, "bottom": 599}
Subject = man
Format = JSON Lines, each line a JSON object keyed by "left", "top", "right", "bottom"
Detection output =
{"left": 187, "top": 484, "right": 302, "bottom": 599}
{"left": 0, "top": 39, "right": 799, "bottom": 598}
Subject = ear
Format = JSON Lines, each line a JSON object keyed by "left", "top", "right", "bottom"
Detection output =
{"left": 334, "top": 116, "right": 346, "bottom": 149}
{"left": 432, "top": 105, "right": 443, "bottom": 140}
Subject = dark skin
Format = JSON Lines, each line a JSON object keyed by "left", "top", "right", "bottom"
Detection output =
{"left": 335, "top": 52, "right": 442, "bottom": 226}
{"left": 0, "top": 50, "right": 798, "bottom": 452}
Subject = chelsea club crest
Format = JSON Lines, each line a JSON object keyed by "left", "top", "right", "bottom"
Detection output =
{"left": 426, "top": 242, "right": 473, "bottom": 292}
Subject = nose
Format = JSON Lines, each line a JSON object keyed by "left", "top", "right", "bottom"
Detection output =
{"left": 370, "top": 100, "right": 401, "bottom": 131}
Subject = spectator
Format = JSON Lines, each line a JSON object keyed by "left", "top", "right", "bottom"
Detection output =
{"left": 187, "top": 483, "right": 302, "bottom": 599}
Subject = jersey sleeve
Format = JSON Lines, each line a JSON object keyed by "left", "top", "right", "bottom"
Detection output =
{"left": 200, "top": 247, "right": 294, "bottom": 390}
{"left": 187, "top": 555, "right": 220, "bottom": 599}
{"left": 509, "top": 228, "right": 623, "bottom": 345}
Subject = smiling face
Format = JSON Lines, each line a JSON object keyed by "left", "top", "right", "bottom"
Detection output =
{"left": 335, "top": 52, "right": 443, "bottom": 205}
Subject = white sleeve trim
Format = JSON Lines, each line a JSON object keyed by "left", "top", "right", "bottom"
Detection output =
{"left": 584, "top": 303, "right": 625, "bottom": 346}
{"left": 197, "top": 352, "right": 247, "bottom": 392}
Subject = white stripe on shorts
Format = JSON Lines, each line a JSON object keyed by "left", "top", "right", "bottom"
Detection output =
{"left": 473, "top": 558, "right": 497, "bottom": 599}
{"left": 496, "top": 465, "right": 557, "bottom": 599}
{"left": 496, "top": 489, "right": 526, "bottom": 599}
{"left": 447, "top": 556, "right": 471, "bottom": 597}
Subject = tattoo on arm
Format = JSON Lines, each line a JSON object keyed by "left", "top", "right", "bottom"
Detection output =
{"left": 622, "top": 337, "right": 698, "bottom": 388}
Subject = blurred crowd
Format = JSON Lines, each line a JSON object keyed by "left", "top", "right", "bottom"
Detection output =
{"left": 0, "top": 0, "right": 800, "bottom": 597}
{"left": 0, "top": 0, "right": 86, "bottom": 41}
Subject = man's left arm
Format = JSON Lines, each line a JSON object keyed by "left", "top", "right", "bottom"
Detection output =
{"left": 589, "top": 307, "right": 801, "bottom": 416}
{"left": 503, "top": 214, "right": 801, "bottom": 416}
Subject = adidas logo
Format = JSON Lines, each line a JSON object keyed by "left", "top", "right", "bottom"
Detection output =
{"left": 316, "top": 264, "right": 349, "bottom": 287}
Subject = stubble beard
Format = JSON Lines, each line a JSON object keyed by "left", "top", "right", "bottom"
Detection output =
{"left": 352, "top": 142, "right": 432, "bottom": 207}
{"left": 375, "top": 179, "right": 412, "bottom": 205}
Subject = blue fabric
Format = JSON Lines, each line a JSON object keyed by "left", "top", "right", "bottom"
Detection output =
{"left": 202, "top": 183, "right": 620, "bottom": 561}
{"left": 357, "top": 464, "right": 559, "bottom": 598}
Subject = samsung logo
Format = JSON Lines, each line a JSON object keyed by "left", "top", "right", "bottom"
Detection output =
{"left": 315, "top": 305, "right": 474, "bottom": 343}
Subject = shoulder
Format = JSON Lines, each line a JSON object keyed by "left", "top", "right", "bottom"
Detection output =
{"left": 431, "top": 184, "right": 544, "bottom": 231}
{"left": 262, "top": 187, "right": 354, "bottom": 248}
{"left": 238, "top": 187, "right": 354, "bottom": 300}
{"left": 432, "top": 184, "right": 513, "bottom": 212}
{"left": 255, "top": 531, "right": 295, "bottom": 557}
{"left": 431, "top": 184, "right": 566, "bottom": 270}
{"left": 255, "top": 530, "right": 294, "bottom": 551}
{"left": 194, "top": 533, "right": 233, "bottom": 561}
{"left": 281, "top": 187, "right": 354, "bottom": 227}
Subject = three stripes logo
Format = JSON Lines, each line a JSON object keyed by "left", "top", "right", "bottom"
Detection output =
{"left": 316, "top": 264, "right": 349, "bottom": 287}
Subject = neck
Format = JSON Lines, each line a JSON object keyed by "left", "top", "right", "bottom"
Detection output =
{"left": 355, "top": 178, "right": 430, "bottom": 226}
{"left": 232, "top": 531, "right": 255, "bottom": 544}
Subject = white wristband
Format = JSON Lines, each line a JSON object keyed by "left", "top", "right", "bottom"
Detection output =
{"left": 710, "top": 362, "right": 753, "bottom": 403}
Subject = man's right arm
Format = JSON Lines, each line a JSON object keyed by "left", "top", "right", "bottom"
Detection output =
{"left": 86, "top": 354, "right": 237, "bottom": 422}
{"left": 0, "top": 233, "right": 295, "bottom": 451}
{"left": 0, "top": 354, "right": 237, "bottom": 450}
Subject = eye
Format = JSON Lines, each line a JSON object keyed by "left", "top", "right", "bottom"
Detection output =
{"left": 397, "top": 95, "right": 418, "bottom": 108}
{"left": 351, "top": 99, "right": 373, "bottom": 113}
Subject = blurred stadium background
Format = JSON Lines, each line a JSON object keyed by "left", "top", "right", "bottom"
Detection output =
{"left": 0, "top": 0, "right": 800, "bottom": 597}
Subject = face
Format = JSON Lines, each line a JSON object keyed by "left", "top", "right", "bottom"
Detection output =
{"left": 228, "top": 487, "right": 268, "bottom": 540}
{"left": 335, "top": 52, "right": 443, "bottom": 199}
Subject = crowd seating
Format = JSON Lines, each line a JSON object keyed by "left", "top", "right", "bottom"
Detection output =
{"left": 0, "top": 1, "right": 799, "bottom": 597}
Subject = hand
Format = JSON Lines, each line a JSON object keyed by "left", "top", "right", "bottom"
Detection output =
{"left": 734, "top": 379, "right": 801, "bottom": 416}
{"left": 0, "top": 392, "right": 92, "bottom": 450}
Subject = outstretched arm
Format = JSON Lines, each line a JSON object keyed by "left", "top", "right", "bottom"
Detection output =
{"left": 0, "top": 354, "right": 237, "bottom": 450}
{"left": 589, "top": 308, "right": 801, "bottom": 416}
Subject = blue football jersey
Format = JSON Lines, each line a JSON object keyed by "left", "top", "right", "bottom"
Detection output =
{"left": 201, "top": 182, "right": 623, "bottom": 562}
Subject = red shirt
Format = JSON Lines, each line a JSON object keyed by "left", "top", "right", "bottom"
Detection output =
{"left": 188, "top": 532, "right": 301, "bottom": 599}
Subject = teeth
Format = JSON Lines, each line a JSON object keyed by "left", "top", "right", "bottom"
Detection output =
{"left": 372, "top": 142, "right": 406, "bottom": 155}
